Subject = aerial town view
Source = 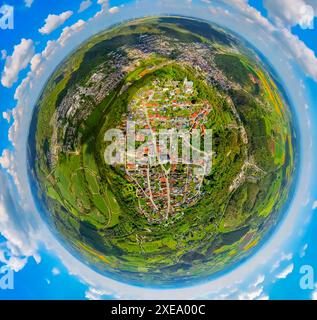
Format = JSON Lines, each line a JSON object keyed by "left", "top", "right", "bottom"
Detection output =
{"left": 112, "top": 75, "right": 214, "bottom": 223}
{"left": 28, "top": 16, "right": 297, "bottom": 286}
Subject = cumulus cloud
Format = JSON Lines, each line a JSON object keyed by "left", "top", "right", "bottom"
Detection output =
{"left": 30, "top": 53, "right": 42, "bottom": 73}
{"left": 58, "top": 19, "right": 86, "bottom": 46}
{"left": 41, "top": 41, "right": 58, "bottom": 59}
{"left": 98, "top": 0, "right": 109, "bottom": 8}
{"left": 94, "top": 0, "right": 109, "bottom": 17}
{"left": 1, "top": 39, "right": 34, "bottom": 88}
{"left": 312, "top": 201, "right": 317, "bottom": 210}
{"left": 0, "top": 150, "right": 12, "bottom": 170}
{"left": 0, "top": 172, "right": 40, "bottom": 273}
{"left": 235, "top": 274, "right": 268, "bottom": 300}
{"left": 0, "top": 149, "right": 23, "bottom": 194}
{"left": 271, "top": 252, "right": 293, "bottom": 273}
{"left": 1, "top": 49, "right": 7, "bottom": 60}
{"left": 276, "top": 263, "right": 294, "bottom": 279}
{"left": 252, "top": 274, "right": 265, "bottom": 287}
{"left": 263, "top": 0, "right": 315, "bottom": 29}
{"left": 238, "top": 287, "right": 264, "bottom": 300}
{"left": 24, "top": 0, "right": 34, "bottom": 8}
{"left": 79, "top": 0, "right": 92, "bottom": 13}
{"left": 93, "top": 1, "right": 124, "bottom": 18}
{"left": 2, "top": 110, "right": 11, "bottom": 123}
{"left": 86, "top": 288, "right": 103, "bottom": 300}
{"left": 39, "top": 11, "right": 73, "bottom": 35}
{"left": 85, "top": 287, "right": 116, "bottom": 300}
{"left": 109, "top": 6, "right": 120, "bottom": 14}
{"left": 279, "top": 28, "right": 317, "bottom": 81}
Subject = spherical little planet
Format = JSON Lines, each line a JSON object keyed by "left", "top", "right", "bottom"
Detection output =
{"left": 28, "top": 16, "right": 297, "bottom": 287}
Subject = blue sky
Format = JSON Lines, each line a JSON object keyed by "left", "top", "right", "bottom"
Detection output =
{"left": 0, "top": 0, "right": 317, "bottom": 300}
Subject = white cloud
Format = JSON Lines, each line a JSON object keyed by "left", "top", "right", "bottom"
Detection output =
{"left": 0, "top": 149, "right": 22, "bottom": 193}
{"left": 276, "top": 263, "right": 294, "bottom": 279}
{"left": 1, "top": 39, "right": 34, "bottom": 88}
{"left": 279, "top": 28, "right": 317, "bottom": 81}
{"left": 30, "top": 53, "right": 42, "bottom": 73}
{"left": 98, "top": 0, "right": 109, "bottom": 7}
{"left": 94, "top": 0, "right": 109, "bottom": 17}
{"left": 263, "top": 0, "right": 315, "bottom": 29}
{"left": 109, "top": 6, "right": 120, "bottom": 14}
{"left": 86, "top": 288, "right": 102, "bottom": 300}
{"left": 79, "top": 0, "right": 92, "bottom": 13}
{"left": 2, "top": 111, "right": 11, "bottom": 123}
{"left": 86, "top": 287, "right": 112, "bottom": 300}
{"left": 253, "top": 274, "right": 265, "bottom": 287}
{"left": 93, "top": 1, "right": 123, "bottom": 18}
{"left": 0, "top": 149, "right": 13, "bottom": 171}
{"left": 271, "top": 252, "right": 293, "bottom": 273}
{"left": 0, "top": 173, "right": 40, "bottom": 273}
{"left": 1, "top": 49, "right": 7, "bottom": 60}
{"left": 58, "top": 20, "right": 86, "bottom": 46}
{"left": 52, "top": 267, "right": 61, "bottom": 276}
{"left": 42, "top": 40, "right": 59, "bottom": 59}
{"left": 312, "top": 201, "right": 317, "bottom": 210}
{"left": 238, "top": 287, "right": 264, "bottom": 300}
{"left": 24, "top": 0, "right": 34, "bottom": 8}
{"left": 300, "top": 243, "right": 308, "bottom": 258}
{"left": 235, "top": 273, "right": 268, "bottom": 300}
{"left": 39, "top": 11, "right": 73, "bottom": 35}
